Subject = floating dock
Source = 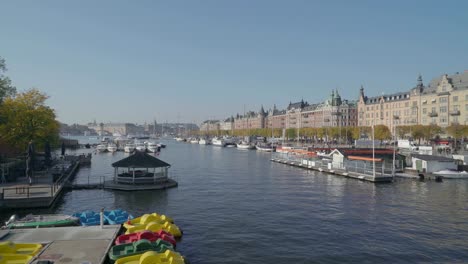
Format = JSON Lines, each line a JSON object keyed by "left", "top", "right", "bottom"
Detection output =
{"left": 66, "top": 179, "right": 178, "bottom": 191}
{"left": 0, "top": 225, "right": 121, "bottom": 264}
{"left": 271, "top": 157, "right": 394, "bottom": 183}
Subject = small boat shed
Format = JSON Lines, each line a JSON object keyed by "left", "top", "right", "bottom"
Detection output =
{"left": 111, "top": 151, "right": 171, "bottom": 184}
{"left": 411, "top": 154, "right": 459, "bottom": 173}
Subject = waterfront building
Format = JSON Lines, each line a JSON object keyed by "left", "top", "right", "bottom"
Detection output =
{"left": 234, "top": 106, "right": 267, "bottom": 130}
{"left": 266, "top": 105, "right": 287, "bottom": 129}
{"left": 219, "top": 117, "right": 234, "bottom": 131}
{"left": 87, "top": 122, "right": 144, "bottom": 136}
{"left": 358, "top": 71, "right": 468, "bottom": 131}
{"left": 199, "top": 120, "right": 220, "bottom": 133}
{"left": 264, "top": 90, "right": 357, "bottom": 130}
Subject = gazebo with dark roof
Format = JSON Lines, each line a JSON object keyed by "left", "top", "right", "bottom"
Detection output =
{"left": 111, "top": 151, "right": 171, "bottom": 184}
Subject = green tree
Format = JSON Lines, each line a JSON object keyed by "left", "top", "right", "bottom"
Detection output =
{"left": 0, "top": 89, "right": 59, "bottom": 150}
{"left": 396, "top": 126, "right": 411, "bottom": 139}
{"left": 0, "top": 57, "right": 17, "bottom": 103}
{"left": 374, "top": 125, "right": 391, "bottom": 142}
{"left": 410, "top": 125, "right": 425, "bottom": 144}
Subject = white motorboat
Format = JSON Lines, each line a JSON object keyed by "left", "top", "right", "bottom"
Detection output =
{"left": 135, "top": 142, "right": 146, "bottom": 152}
{"left": 433, "top": 169, "right": 468, "bottom": 179}
{"left": 190, "top": 138, "right": 199, "bottom": 144}
{"left": 256, "top": 143, "right": 275, "bottom": 152}
{"left": 237, "top": 142, "right": 255, "bottom": 150}
{"left": 96, "top": 144, "right": 107, "bottom": 152}
{"left": 212, "top": 137, "right": 225, "bottom": 147}
{"left": 146, "top": 142, "right": 159, "bottom": 153}
{"left": 199, "top": 139, "right": 211, "bottom": 145}
{"left": 107, "top": 143, "right": 118, "bottom": 152}
{"left": 175, "top": 137, "right": 185, "bottom": 142}
{"left": 124, "top": 143, "right": 136, "bottom": 153}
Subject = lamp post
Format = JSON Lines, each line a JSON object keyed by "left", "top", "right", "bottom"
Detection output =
{"left": 372, "top": 124, "right": 376, "bottom": 178}
{"left": 392, "top": 115, "right": 399, "bottom": 177}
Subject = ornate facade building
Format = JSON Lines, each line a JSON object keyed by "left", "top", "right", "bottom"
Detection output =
{"left": 358, "top": 71, "right": 468, "bottom": 132}
{"left": 233, "top": 107, "right": 267, "bottom": 130}
{"left": 264, "top": 90, "right": 357, "bottom": 130}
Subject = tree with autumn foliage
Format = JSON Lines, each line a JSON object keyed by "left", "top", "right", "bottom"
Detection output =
{"left": 373, "top": 125, "right": 391, "bottom": 142}
{"left": 0, "top": 89, "right": 60, "bottom": 151}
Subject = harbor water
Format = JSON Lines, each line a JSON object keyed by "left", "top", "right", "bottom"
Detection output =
{"left": 3, "top": 137, "right": 468, "bottom": 263}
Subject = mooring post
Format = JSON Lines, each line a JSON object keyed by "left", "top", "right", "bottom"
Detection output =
{"left": 100, "top": 207, "right": 104, "bottom": 229}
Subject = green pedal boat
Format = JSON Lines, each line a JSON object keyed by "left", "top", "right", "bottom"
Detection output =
{"left": 108, "top": 239, "right": 174, "bottom": 262}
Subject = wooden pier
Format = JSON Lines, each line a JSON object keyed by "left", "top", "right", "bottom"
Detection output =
{"left": 0, "top": 225, "right": 121, "bottom": 264}
{"left": 0, "top": 160, "right": 81, "bottom": 209}
{"left": 271, "top": 157, "right": 394, "bottom": 183}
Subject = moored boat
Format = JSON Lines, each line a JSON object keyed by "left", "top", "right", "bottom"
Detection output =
{"left": 124, "top": 143, "right": 136, "bottom": 153}
{"left": 256, "top": 143, "right": 275, "bottom": 152}
{"left": 115, "top": 230, "right": 176, "bottom": 247}
{"left": 96, "top": 143, "right": 108, "bottom": 152}
{"left": 104, "top": 209, "right": 134, "bottom": 225}
{"left": 115, "top": 250, "right": 185, "bottom": 264}
{"left": 0, "top": 241, "right": 43, "bottom": 256}
{"left": 107, "top": 143, "right": 118, "bottom": 152}
{"left": 198, "top": 138, "right": 211, "bottom": 145}
{"left": 108, "top": 239, "right": 174, "bottom": 262}
{"left": 433, "top": 169, "right": 468, "bottom": 179}
{"left": 4, "top": 214, "right": 80, "bottom": 229}
{"left": 212, "top": 137, "right": 225, "bottom": 147}
{"left": 237, "top": 142, "right": 255, "bottom": 150}
{"left": 146, "top": 142, "right": 159, "bottom": 153}
{"left": 72, "top": 210, "right": 104, "bottom": 226}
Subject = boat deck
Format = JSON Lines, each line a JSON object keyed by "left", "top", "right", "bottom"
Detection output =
{"left": 0, "top": 225, "right": 121, "bottom": 264}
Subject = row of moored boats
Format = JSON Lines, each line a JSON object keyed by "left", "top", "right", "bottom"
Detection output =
{"left": 174, "top": 137, "right": 276, "bottom": 152}
{"left": 96, "top": 141, "right": 166, "bottom": 153}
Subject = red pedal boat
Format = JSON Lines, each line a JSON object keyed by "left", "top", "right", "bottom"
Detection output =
{"left": 115, "top": 230, "right": 177, "bottom": 246}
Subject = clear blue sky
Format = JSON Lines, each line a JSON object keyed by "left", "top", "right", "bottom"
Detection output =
{"left": 1, "top": 0, "right": 467, "bottom": 125}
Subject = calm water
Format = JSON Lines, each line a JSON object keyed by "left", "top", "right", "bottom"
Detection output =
{"left": 4, "top": 138, "right": 468, "bottom": 263}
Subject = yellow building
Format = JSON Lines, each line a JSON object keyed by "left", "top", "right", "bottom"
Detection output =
{"left": 358, "top": 71, "right": 468, "bottom": 133}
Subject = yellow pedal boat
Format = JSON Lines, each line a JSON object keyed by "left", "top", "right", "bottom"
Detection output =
{"left": 125, "top": 221, "right": 182, "bottom": 237}
{"left": 123, "top": 213, "right": 174, "bottom": 230}
{"left": 0, "top": 241, "right": 42, "bottom": 256}
{"left": 115, "top": 250, "right": 185, "bottom": 264}
{"left": 0, "top": 254, "right": 33, "bottom": 264}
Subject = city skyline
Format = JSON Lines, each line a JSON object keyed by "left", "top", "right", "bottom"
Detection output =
{"left": 1, "top": 1, "right": 468, "bottom": 125}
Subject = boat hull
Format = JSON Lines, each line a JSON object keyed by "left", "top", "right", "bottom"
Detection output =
{"left": 6, "top": 214, "right": 80, "bottom": 229}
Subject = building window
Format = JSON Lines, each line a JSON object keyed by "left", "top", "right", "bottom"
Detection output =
{"left": 440, "top": 97, "right": 447, "bottom": 103}
{"left": 405, "top": 102, "right": 409, "bottom": 107}
{"left": 440, "top": 117, "right": 447, "bottom": 123}
{"left": 422, "top": 118, "right": 427, "bottom": 124}
{"left": 453, "top": 96, "right": 458, "bottom": 102}
{"left": 431, "top": 107, "right": 436, "bottom": 113}
{"left": 453, "top": 116, "right": 459, "bottom": 123}
{"left": 440, "top": 106, "right": 447, "bottom": 113}
{"left": 412, "top": 101, "right": 417, "bottom": 107}
{"left": 453, "top": 105, "right": 459, "bottom": 111}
